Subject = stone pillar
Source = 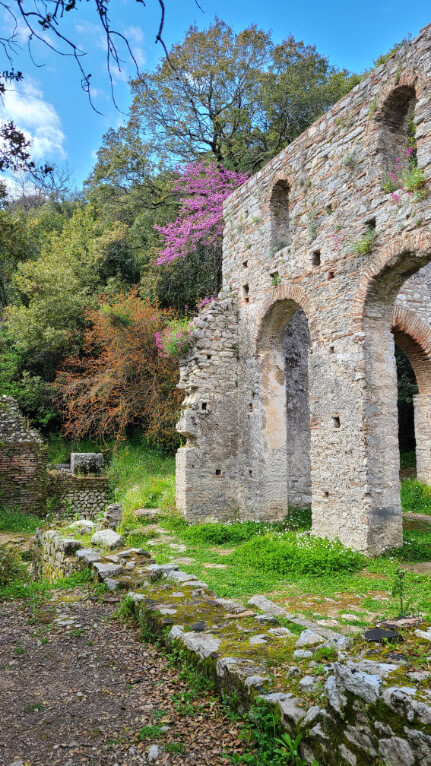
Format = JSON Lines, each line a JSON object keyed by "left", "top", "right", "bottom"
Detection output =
{"left": 414, "top": 393, "right": 431, "bottom": 484}
{"left": 361, "top": 319, "right": 403, "bottom": 554}
{"left": 284, "top": 309, "right": 311, "bottom": 508}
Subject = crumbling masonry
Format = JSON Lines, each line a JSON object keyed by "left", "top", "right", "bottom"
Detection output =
{"left": 176, "top": 24, "right": 431, "bottom": 555}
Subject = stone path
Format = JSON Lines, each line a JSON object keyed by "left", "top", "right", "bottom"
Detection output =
{"left": 0, "top": 592, "right": 246, "bottom": 766}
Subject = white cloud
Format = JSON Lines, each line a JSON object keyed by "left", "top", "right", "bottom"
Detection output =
{"left": 122, "top": 26, "right": 146, "bottom": 68}
{"left": 0, "top": 79, "right": 66, "bottom": 161}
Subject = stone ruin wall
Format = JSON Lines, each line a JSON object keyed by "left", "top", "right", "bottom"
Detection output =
{"left": 0, "top": 396, "right": 48, "bottom": 516}
{"left": 176, "top": 24, "right": 431, "bottom": 555}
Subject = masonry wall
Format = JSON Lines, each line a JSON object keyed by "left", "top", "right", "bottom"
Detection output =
{"left": 47, "top": 470, "right": 110, "bottom": 519}
{"left": 0, "top": 397, "right": 48, "bottom": 516}
{"left": 176, "top": 26, "right": 431, "bottom": 555}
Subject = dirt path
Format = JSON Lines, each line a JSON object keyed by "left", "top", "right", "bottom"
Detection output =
{"left": 0, "top": 592, "right": 245, "bottom": 766}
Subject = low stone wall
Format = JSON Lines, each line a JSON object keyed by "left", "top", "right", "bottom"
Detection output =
{"left": 0, "top": 397, "right": 48, "bottom": 516}
{"left": 33, "top": 525, "right": 431, "bottom": 766}
{"left": 47, "top": 470, "right": 110, "bottom": 519}
{"left": 33, "top": 529, "right": 84, "bottom": 580}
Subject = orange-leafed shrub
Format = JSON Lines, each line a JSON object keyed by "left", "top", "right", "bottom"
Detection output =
{"left": 54, "top": 292, "right": 182, "bottom": 449}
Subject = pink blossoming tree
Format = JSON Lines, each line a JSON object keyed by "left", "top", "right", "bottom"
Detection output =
{"left": 154, "top": 161, "right": 248, "bottom": 268}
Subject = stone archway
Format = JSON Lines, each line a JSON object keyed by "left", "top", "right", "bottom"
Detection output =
{"left": 392, "top": 305, "right": 431, "bottom": 484}
{"left": 255, "top": 291, "right": 313, "bottom": 517}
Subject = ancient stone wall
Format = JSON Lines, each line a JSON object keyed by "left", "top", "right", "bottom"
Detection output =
{"left": 176, "top": 25, "right": 431, "bottom": 554}
{"left": 47, "top": 469, "right": 110, "bottom": 519}
{"left": 0, "top": 396, "right": 48, "bottom": 516}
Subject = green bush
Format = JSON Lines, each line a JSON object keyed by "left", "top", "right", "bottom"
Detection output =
{"left": 401, "top": 479, "right": 431, "bottom": 515}
{"left": 231, "top": 533, "right": 364, "bottom": 576}
{"left": 0, "top": 544, "right": 28, "bottom": 586}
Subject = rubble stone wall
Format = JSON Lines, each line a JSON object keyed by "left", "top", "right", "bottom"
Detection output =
{"left": 47, "top": 470, "right": 110, "bottom": 519}
{"left": 176, "top": 24, "right": 431, "bottom": 554}
{"left": 0, "top": 396, "right": 48, "bottom": 516}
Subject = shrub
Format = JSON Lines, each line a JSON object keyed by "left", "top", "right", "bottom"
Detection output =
{"left": 0, "top": 545, "right": 28, "bottom": 586}
{"left": 231, "top": 533, "right": 364, "bottom": 576}
{"left": 155, "top": 318, "right": 194, "bottom": 358}
{"left": 54, "top": 291, "right": 182, "bottom": 449}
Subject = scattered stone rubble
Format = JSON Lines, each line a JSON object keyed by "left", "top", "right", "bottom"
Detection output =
{"left": 34, "top": 521, "right": 431, "bottom": 765}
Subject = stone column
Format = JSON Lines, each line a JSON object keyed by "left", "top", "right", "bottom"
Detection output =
{"left": 414, "top": 393, "right": 431, "bottom": 484}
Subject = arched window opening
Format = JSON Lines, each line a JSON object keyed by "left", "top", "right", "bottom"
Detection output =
{"left": 270, "top": 180, "right": 290, "bottom": 254}
{"left": 377, "top": 85, "right": 417, "bottom": 178}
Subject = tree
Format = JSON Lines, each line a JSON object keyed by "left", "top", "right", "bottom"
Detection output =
{"left": 54, "top": 291, "right": 182, "bottom": 448}
{"left": 129, "top": 19, "right": 360, "bottom": 173}
{"left": 154, "top": 160, "right": 247, "bottom": 293}
{"left": 6, "top": 206, "right": 101, "bottom": 359}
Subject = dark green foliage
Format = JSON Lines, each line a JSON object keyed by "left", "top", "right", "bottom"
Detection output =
{"left": 396, "top": 346, "right": 418, "bottom": 452}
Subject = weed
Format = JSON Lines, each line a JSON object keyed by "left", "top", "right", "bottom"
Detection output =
{"left": 351, "top": 228, "right": 377, "bottom": 255}
{"left": 275, "top": 732, "right": 319, "bottom": 765}
{"left": 138, "top": 724, "right": 163, "bottom": 740}
{"left": 166, "top": 742, "right": 186, "bottom": 754}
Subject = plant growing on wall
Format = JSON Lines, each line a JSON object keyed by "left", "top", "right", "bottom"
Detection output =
{"left": 351, "top": 228, "right": 377, "bottom": 255}
{"left": 383, "top": 147, "right": 427, "bottom": 201}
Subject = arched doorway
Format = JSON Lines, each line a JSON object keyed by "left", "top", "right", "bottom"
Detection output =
{"left": 392, "top": 304, "right": 431, "bottom": 485}
{"left": 256, "top": 296, "right": 312, "bottom": 516}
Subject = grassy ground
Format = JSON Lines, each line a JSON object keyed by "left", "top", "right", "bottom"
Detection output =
{"left": 4, "top": 441, "right": 431, "bottom": 629}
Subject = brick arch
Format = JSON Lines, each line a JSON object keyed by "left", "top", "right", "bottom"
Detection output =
{"left": 255, "top": 283, "right": 315, "bottom": 352}
{"left": 351, "top": 232, "right": 431, "bottom": 328}
{"left": 392, "top": 305, "right": 431, "bottom": 394}
{"left": 373, "top": 71, "right": 424, "bottom": 118}
{"left": 264, "top": 171, "right": 296, "bottom": 206}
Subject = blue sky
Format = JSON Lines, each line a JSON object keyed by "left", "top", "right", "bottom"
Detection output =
{"left": 1, "top": 0, "right": 430, "bottom": 191}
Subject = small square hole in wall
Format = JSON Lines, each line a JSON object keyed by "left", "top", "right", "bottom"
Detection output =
{"left": 312, "top": 250, "right": 321, "bottom": 266}
{"left": 242, "top": 260, "right": 248, "bottom": 268}
{"left": 215, "top": 469, "right": 222, "bottom": 476}
{"left": 201, "top": 402, "right": 207, "bottom": 411}
{"left": 327, "top": 270, "right": 335, "bottom": 280}
{"left": 333, "top": 415, "right": 341, "bottom": 429}
{"left": 329, "top": 345, "right": 335, "bottom": 354}
{"left": 366, "top": 217, "right": 376, "bottom": 230}
{"left": 242, "top": 284, "right": 250, "bottom": 303}
{"left": 248, "top": 403, "right": 253, "bottom": 412}
{"left": 207, "top": 354, "right": 212, "bottom": 360}
{"left": 249, "top": 469, "right": 253, "bottom": 476}
{"left": 324, "top": 491, "right": 329, "bottom": 498}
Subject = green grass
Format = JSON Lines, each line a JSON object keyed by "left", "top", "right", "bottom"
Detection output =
{"left": 0, "top": 508, "right": 42, "bottom": 533}
{"left": 47, "top": 434, "right": 112, "bottom": 464}
{"left": 0, "top": 567, "right": 100, "bottom": 602}
{"left": 401, "top": 478, "right": 431, "bottom": 515}
{"left": 108, "top": 441, "right": 175, "bottom": 529}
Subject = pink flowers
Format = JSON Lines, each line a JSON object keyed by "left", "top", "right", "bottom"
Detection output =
{"left": 155, "top": 319, "right": 194, "bottom": 358}
{"left": 197, "top": 296, "right": 216, "bottom": 310}
{"left": 155, "top": 162, "right": 248, "bottom": 265}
